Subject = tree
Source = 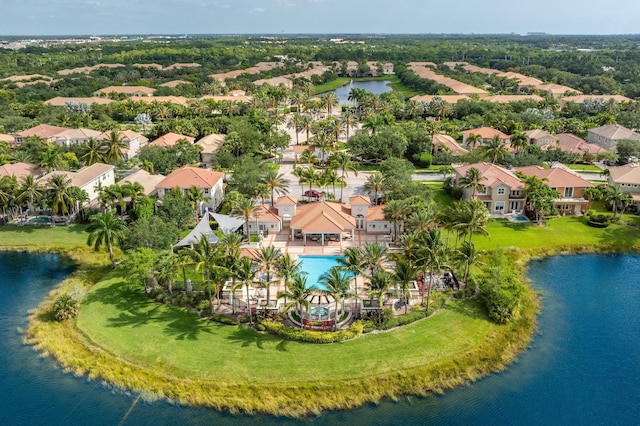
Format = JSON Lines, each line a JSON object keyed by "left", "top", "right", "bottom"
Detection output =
{"left": 86, "top": 210, "right": 127, "bottom": 269}
{"left": 52, "top": 293, "right": 79, "bottom": 321}
{"left": 103, "top": 130, "right": 128, "bottom": 165}
{"left": 337, "top": 246, "right": 365, "bottom": 314}
{"left": 605, "top": 184, "right": 631, "bottom": 219}
{"left": 47, "top": 174, "right": 74, "bottom": 216}
{"left": 233, "top": 256, "right": 257, "bottom": 325}
{"left": 392, "top": 256, "right": 418, "bottom": 314}
{"left": 457, "top": 199, "right": 490, "bottom": 244}
{"left": 418, "top": 227, "right": 447, "bottom": 312}
{"left": 121, "top": 216, "right": 180, "bottom": 251}
{"left": 519, "top": 174, "right": 557, "bottom": 224}
{"left": 80, "top": 137, "right": 106, "bottom": 166}
{"left": 465, "top": 133, "right": 482, "bottom": 150}
{"left": 185, "top": 185, "right": 207, "bottom": 224}
{"left": 362, "top": 242, "right": 388, "bottom": 276}
{"left": 153, "top": 252, "right": 180, "bottom": 294}
{"left": 38, "top": 144, "right": 64, "bottom": 173}
{"left": 329, "top": 152, "right": 357, "bottom": 202}
{"left": 383, "top": 199, "right": 409, "bottom": 242}
{"left": 276, "top": 253, "right": 303, "bottom": 306}
{"left": 261, "top": 168, "right": 289, "bottom": 206}
{"left": 456, "top": 240, "right": 485, "bottom": 284}
{"left": 279, "top": 274, "right": 311, "bottom": 329}
{"left": 186, "top": 235, "right": 225, "bottom": 314}
{"left": 157, "top": 187, "right": 193, "bottom": 229}
{"left": 363, "top": 173, "right": 385, "bottom": 205}
{"left": 480, "top": 135, "right": 509, "bottom": 163}
{"left": 368, "top": 269, "right": 392, "bottom": 323}
{"left": 257, "top": 245, "right": 282, "bottom": 306}
{"left": 120, "top": 248, "right": 156, "bottom": 292}
{"left": 459, "top": 167, "right": 484, "bottom": 200}
{"left": 230, "top": 197, "right": 257, "bottom": 241}
{"left": 510, "top": 131, "right": 529, "bottom": 154}
{"left": 319, "top": 266, "right": 351, "bottom": 327}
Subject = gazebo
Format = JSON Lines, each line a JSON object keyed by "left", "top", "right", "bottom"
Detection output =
{"left": 289, "top": 202, "right": 356, "bottom": 245}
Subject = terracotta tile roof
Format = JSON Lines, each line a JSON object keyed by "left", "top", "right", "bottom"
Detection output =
{"left": 95, "top": 86, "right": 156, "bottom": 96}
{"left": 199, "top": 95, "right": 252, "bottom": 104}
{"left": 0, "top": 134, "right": 15, "bottom": 143}
{"left": 254, "top": 205, "right": 281, "bottom": 223}
{"left": 516, "top": 165, "right": 594, "bottom": 189}
{"left": 0, "top": 74, "right": 53, "bottom": 82}
{"left": 239, "top": 247, "right": 261, "bottom": 261}
{"left": 96, "top": 130, "right": 148, "bottom": 145}
{"left": 483, "top": 95, "right": 544, "bottom": 103}
{"left": 196, "top": 133, "right": 226, "bottom": 154}
{"left": 157, "top": 167, "right": 224, "bottom": 190}
{"left": 525, "top": 129, "right": 558, "bottom": 141}
{"left": 163, "top": 63, "right": 201, "bottom": 70}
{"left": 561, "top": 94, "right": 632, "bottom": 104}
{"left": 455, "top": 162, "right": 524, "bottom": 190}
{"left": 133, "top": 96, "right": 190, "bottom": 105}
{"left": 608, "top": 163, "right": 640, "bottom": 184}
{"left": 54, "top": 128, "right": 101, "bottom": 140}
{"left": 133, "top": 63, "right": 163, "bottom": 69}
{"left": 462, "top": 127, "right": 509, "bottom": 140}
{"left": 0, "top": 162, "right": 45, "bottom": 180}
{"left": 366, "top": 205, "right": 386, "bottom": 221}
{"left": 149, "top": 132, "right": 195, "bottom": 148}
{"left": 118, "top": 169, "right": 165, "bottom": 196}
{"left": 433, "top": 134, "right": 469, "bottom": 155}
{"left": 160, "top": 80, "right": 192, "bottom": 88}
{"left": 16, "top": 124, "right": 70, "bottom": 139}
{"left": 42, "top": 163, "right": 114, "bottom": 188}
{"left": 253, "top": 76, "right": 293, "bottom": 87}
{"left": 349, "top": 195, "right": 371, "bottom": 205}
{"left": 290, "top": 201, "right": 355, "bottom": 233}
{"left": 44, "top": 96, "right": 114, "bottom": 106}
{"left": 410, "top": 94, "right": 469, "bottom": 104}
{"left": 587, "top": 124, "right": 640, "bottom": 141}
{"left": 277, "top": 195, "right": 298, "bottom": 204}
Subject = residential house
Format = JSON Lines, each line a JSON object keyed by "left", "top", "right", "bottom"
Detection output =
{"left": 248, "top": 205, "right": 282, "bottom": 234}
{"left": 516, "top": 165, "right": 594, "bottom": 214}
{"left": 461, "top": 127, "right": 510, "bottom": 148}
{"left": 44, "top": 97, "right": 114, "bottom": 107}
{"left": 454, "top": 162, "right": 525, "bottom": 214}
{"left": 607, "top": 163, "right": 640, "bottom": 210}
{"left": 94, "top": 86, "right": 156, "bottom": 97}
{"left": 96, "top": 130, "right": 148, "bottom": 160}
{"left": 148, "top": 132, "right": 195, "bottom": 148}
{"left": 196, "top": 134, "right": 226, "bottom": 165}
{"left": 53, "top": 128, "right": 101, "bottom": 147}
{"left": 156, "top": 167, "right": 225, "bottom": 213}
{"left": 0, "top": 134, "right": 14, "bottom": 144}
{"left": 556, "top": 133, "right": 608, "bottom": 156}
{"left": 118, "top": 169, "right": 165, "bottom": 197}
{"left": 14, "top": 124, "right": 70, "bottom": 144}
{"left": 252, "top": 76, "right": 293, "bottom": 90}
{"left": 41, "top": 163, "right": 115, "bottom": 206}
{"left": 432, "top": 134, "right": 469, "bottom": 155}
{"left": 586, "top": 124, "right": 640, "bottom": 150}
{"left": 0, "top": 162, "right": 46, "bottom": 181}
{"left": 159, "top": 80, "right": 193, "bottom": 88}
{"left": 524, "top": 129, "right": 559, "bottom": 148}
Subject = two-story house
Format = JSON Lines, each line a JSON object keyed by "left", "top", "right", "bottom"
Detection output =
{"left": 454, "top": 162, "right": 525, "bottom": 214}
{"left": 608, "top": 163, "right": 640, "bottom": 211}
{"left": 96, "top": 130, "right": 148, "bottom": 160}
{"left": 148, "top": 132, "right": 195, "bottom": 148}
{"left": 156, "top": 167, "right": 225, "bottom": 213}
{"left": 516, "top": 165, "right": 594, "bottom": 214}
{"left": 14, "top": 124, "right": 70, "bottom": 144}
{"left": 54, "top": 128, "right": 101, "bottom": 147}
{"left": 524, "top": 129, "right": 559, "bottom": 148}
{"left": 461, "top": 127, "right": 510, "bottom": 149}
{"left": 41, "top": 163, "right": 115, "bottom": 206}
{"left": 586, "top": 124, "right": 640, "bottom": 150}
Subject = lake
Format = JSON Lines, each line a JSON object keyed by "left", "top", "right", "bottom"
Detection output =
{"left": 2, "top": 252, "right": 639, "bottom": 425}
{"left": 332, "top": 80, "right": 392, "bottom": 104}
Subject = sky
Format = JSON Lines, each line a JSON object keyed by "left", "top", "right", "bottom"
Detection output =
{"left": 2, "top": 0, "right": 640, "bottom": 36}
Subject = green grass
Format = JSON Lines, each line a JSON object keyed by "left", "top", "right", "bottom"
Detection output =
{"left": 77, "top": 274, "right": 494, "bottom": 384}
{"left": 474, "top": 216, "right": 640, "bottom": 252}
{"left": 565, "top": 163, "right": 603, "bottom": 172}
{"left": 0, "top": 224, "right": 88, "bottom": 249}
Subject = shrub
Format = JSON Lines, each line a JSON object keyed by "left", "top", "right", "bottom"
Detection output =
{"left": 255, "top": 323, "right": 266, "bottom": 331}
{"left": 412, "top": 152, "right": 432, "bottom": 168}
{"left": 210, "top": 313, "right": 237, "bottom": 325}
{"left": 588, "top": 214, "right": 610, "bottom": 228}
{"left": 52, "top": 293, "right": 79, "bottom": 321}
{"left": 260, "top": 320, "right": 364, "bottom": 343}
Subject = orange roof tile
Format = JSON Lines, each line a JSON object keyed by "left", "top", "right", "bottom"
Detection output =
{"left": 157, "top": 167, "right": 224, "bottom": 190}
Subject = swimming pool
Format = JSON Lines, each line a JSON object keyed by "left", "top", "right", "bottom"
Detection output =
{"left": 297, "top": 255, "right": 350, "bottom": 290}
{"left": 510, "top": 215, "right": 530, "bottom": 222}
{"left": 27, "top": 216, "right": 52, "bottom": 225}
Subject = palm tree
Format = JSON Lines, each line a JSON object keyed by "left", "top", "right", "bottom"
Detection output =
{"left": 510, "top": 131, "right": 529, "bottom": 154}
{"left": 362, "top": 242, "right": 388, "bottom": 277}
{"left": 368, "top": 269, "right": 392, "bottom": 323}
{"left": 186, "top": 235, "right": 225, "bottom": 314}
{"left": 47, "top": 174, "right": 74, "bottom": 216}
{"left": 38, "top": 144, "right": 63, "bottom": 173}
{"left": 459, "top": 167, "right": 484, "bottom": 200}
{"left": 153, "top": 252, "right": 180, "bottom": 295}
{"left": 329, "top": 152, "right": 358, "bottom": 202}
{"left": 257, "top": 245, "right": 282, "bottom": 306}
{"left": 456, "top": 240, "right": 485, "bottom": 285}
{"left": 301, "top": 114, "right": 314, "bottom": 143}
{"left": 480, "top": 135, "right": 508, "bottom": 163}
{"left": 261, "top": 168, "right": 289, "bottom": 206}
{"left": 457, "top": 199, "right": 490, "bottom": 244}
{"left": 605, "top": 184, "right": 629, "bottom": 220}
{"left": 465, "top": 133, "right": 482, "bottom": 150}
{"left": 276, "top": 253, "right": 303, "bottom": 306}
{"left": 392, "top": 256, "right": 418, "bottom": 314}
{"left": 81, "top": 137, "right": 106, "bottom": 166}
{"left": 121, "top": 181, "right": 145, "bottom": 212}
{"left": 340, "top": 110, "right": 357, "bottom": 140}
{"left": 185, "top": 185, "right": 207, "bottom": 223}
{"left": 86, "top": 210, "right": 127, "bottom": 269}
{"left": 17, "top": 175, "right": 43, "bottom": 214}
{"left": 418, "top": 227, "right": 447, "bottom": 312}
{"left": 103, "top": 130, "right": 127, "bottom": 165}
{"left": 383, "top": 199, "right": 409, "bottom": 242}
{"left": 319, "top": 266, "right": 351, "bottom": 327}
{"left": 233, "top": 256, "right": 257, "bottom": 325}
{"left": 321, "top": 92, "right": 339, "bottom": 116}
{"left": 287, "top": 113, "right": 304, "bottom": 145}
{"left": 363, "top": 173, "right": 385, "bottom": 205}
{"left": 231, "top": 197, "right": 257, "bottom": 241}
{"left": 279, "top": 274, "right": 311, "bottom": 329}
{"left": 337, "top": 246, "right": 365, "bottom": 314}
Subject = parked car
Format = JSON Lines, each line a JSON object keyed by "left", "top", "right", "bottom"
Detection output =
{"left": 304, "top": 189, "right": 323, "bottom": 198}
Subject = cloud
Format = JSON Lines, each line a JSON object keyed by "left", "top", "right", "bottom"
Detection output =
{"left": 252, "top": 7, "right": 266, "bottom": 13}
{"left": 274, "top": 0, "right": 296, "bottom": 7}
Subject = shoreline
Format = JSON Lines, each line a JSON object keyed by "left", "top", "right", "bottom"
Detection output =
{"left": 15, "top": 239, "right": 638, "bottom": 417}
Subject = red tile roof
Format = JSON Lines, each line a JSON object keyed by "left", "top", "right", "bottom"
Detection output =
{"left": 157, "top": 167, "right": 224, "bottom": 190}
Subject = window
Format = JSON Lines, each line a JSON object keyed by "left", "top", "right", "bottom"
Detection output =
{"left": 477, "top": 185, "right": 487, "bottom": 195}
{"left": 511, "top": 190, "right": 521, "bottom": 197}
{"left": 564, "top": 187, "right": 573, "bottom": 198}
{"left": 510, "top": 201, "right": 519, "bottom": 211}
{"left": 494, "top": 201, "right": 505, "bottom": 212}
{"left": 497, "top": 188, "right": 505, "bottom": 195}
{"left": 204, "top": 188, "right": 209, "bottom": 194}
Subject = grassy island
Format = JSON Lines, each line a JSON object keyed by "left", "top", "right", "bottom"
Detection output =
{"left": 10, "top": 214, "right": 638, "bottom": 417}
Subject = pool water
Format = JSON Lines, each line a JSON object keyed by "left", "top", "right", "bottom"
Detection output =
{"left": 512, "top": 215, "right": 529, "bottom": 222}
{"left": 297, "top": 255, "right": 349, "bottom": 290}
{"left": 27, "top": 216, "right": 52, "bottom": 224}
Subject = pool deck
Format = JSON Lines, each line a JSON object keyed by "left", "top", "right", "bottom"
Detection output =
{"left": 262, "top": 230, "right": 391, "bottom": 256}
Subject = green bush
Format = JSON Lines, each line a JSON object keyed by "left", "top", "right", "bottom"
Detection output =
{"left": 412, "top": 152, "right": 432, "bottom": 168}
{"left": 255, "top": 323, "right": 266, "bottom": 331}
{"left": 53, "top": 293, "right": 79, "bottom": 321}
{"left": 260, "top": 320, "right": 364, "bottom": 343}
{"left": 210, "top": 313, "right": 238, "bottom": 325}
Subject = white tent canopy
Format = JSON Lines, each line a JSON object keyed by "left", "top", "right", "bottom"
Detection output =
{"left": 173, "top": 213, "right": 219, "bottom": 249}
{"left": 209, "top": 212, "right": 244, "bottom": 234}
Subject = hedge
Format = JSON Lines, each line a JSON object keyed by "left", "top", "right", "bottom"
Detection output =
{"left": 260, "top": 320, "right": 364, "bottom": 343}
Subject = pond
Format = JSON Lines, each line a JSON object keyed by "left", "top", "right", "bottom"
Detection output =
{"left": 331, "top": 80, "right": 392, "bottom": 104}
{"left": 3, "top": 252, "right": 639, "bottom": 425}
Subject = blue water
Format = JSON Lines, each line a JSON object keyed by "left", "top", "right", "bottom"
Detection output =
{"left": 332, "top": 80, "right": 392, "bottom": 104}
{"left": 2, "top": 252, "right": 639, "bottom": 425}
{"left": 297, "top": 255, "right": 346, "bottom": 290}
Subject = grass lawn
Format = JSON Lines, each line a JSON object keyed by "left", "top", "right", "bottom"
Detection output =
{"left": 0, "top": 224, "right": 88, "bottom": 249}
{"left": 77, "top": 273, "right": 494, "bottom": 384}
{"left": 473, "top": 216, "right": 640, "bottom": 252}
{"left": 565, "top": 163, "right": 603, "bottom": 172}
